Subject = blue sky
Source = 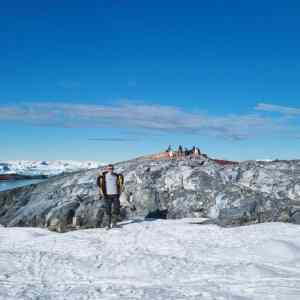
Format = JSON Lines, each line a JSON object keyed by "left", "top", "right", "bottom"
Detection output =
{"left": 1, "top": 0, "right": 300, "bottom": 162}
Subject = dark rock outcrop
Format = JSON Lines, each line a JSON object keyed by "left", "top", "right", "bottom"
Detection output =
{"left": 0, "top": 155, "right": 300, "bottom": 230}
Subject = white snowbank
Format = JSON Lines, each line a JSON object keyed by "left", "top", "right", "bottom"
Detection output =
{"left": 0, "top": 160, "right": 104, "bottom": 176}
{"left": 0, "top": 220, "right": 300, "bottom": 300}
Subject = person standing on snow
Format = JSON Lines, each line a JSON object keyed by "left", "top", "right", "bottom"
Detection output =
{"left": 97, "top": 164, "right": 124, "bottom": 229}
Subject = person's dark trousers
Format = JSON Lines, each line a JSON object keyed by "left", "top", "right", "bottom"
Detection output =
{"left": 104, "top": 194, "right": 121, "bottom": 227}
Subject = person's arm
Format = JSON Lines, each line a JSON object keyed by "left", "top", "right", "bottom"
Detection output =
{"left": 118, "top": 174, "right": 125, "bottom": 193}
{"left": 97, "top": 174, "right": 104, "bottom": 197}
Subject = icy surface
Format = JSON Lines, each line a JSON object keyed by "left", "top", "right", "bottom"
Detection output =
{"left": 0, "top": 179, "right": 45, "bottom": 192}
{"left": 0, "top": 160, "right": 104, "bottom": 176}
{"left": 1, "top": 220, "right": 300, "bottom": 300}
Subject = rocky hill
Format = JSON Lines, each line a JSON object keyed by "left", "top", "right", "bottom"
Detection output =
{"left": 0, "top": 154, "right": 300, "bottom": 230}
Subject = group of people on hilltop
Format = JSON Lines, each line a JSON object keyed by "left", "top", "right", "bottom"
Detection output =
{"left": 166, "top": 145, "right": 201, "bottom": 158}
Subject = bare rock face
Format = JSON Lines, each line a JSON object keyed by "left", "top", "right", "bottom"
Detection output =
{"left": 0, "top": 155, "right": 300, "bottom": 230}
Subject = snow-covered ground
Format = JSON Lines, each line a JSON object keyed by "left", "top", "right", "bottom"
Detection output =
{"left": 1, "top": 220, "right": 300, "bottom": 300}
{"left": 0, "top": 160, "right": 104, "bottom": 176}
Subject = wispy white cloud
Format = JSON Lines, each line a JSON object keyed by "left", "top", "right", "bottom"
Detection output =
{"left": 88, "top": 137, "right": 139, "bottom": 142}
{"left": 0, "top": 102, "right": 296, "bottom": 140}
{"left": 255, "top": 103, "right": 300, "bottom": 115}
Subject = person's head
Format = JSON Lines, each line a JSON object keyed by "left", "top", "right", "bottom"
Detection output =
{"left": 106, "top": 164, "right": 114, "bottom": 173}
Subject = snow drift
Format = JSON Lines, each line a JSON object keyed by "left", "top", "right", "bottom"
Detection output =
{"left": 1, "top": 220, "right": 300, "bottom": 300}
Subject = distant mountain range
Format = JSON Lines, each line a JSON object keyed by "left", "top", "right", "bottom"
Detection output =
{"left": 0, "top": 160, "right": 104, "bottom": 177}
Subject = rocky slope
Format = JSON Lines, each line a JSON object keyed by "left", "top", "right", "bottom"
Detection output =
{"left": 0, "top": 154, "right": 300, "bottom": 230}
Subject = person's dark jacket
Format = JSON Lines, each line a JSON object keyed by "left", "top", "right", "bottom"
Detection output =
{"left": 97, "top": 171, "right": 124, "bottom": 196}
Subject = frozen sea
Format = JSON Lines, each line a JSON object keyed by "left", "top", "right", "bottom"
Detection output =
{"left": 0, "top": 179, "right": 46, "bottom": 192}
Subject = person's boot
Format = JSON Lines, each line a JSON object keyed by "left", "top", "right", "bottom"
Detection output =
{"left": 111, "top": 220, "right": 117, "bottom": 228}
{"left": 111, "top": 214, "right": 117, "bottom": 228}
{"left": 111, "top": 218, "right": 122, "bottom": 228}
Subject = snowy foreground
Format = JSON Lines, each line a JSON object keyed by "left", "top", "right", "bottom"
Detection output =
{"left": 1, "top": 220, "right": 300, "bottom": 300}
